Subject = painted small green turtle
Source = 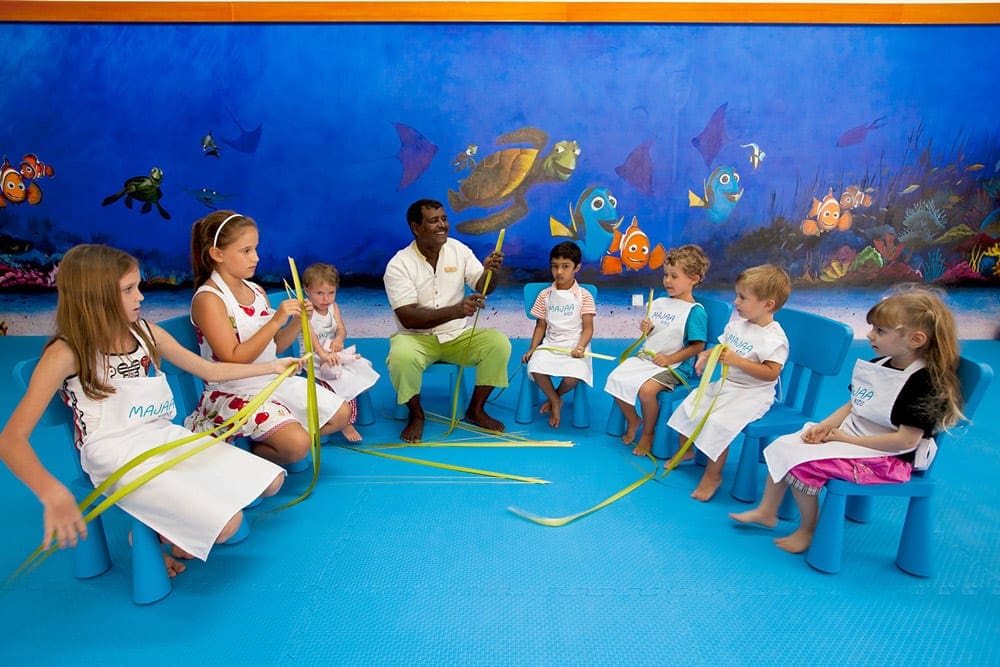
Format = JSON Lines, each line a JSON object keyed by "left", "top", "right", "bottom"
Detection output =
{"left": 102, "top": 167, "right": 171, "bottom": 220}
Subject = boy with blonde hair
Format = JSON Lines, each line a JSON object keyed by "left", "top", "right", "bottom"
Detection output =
{"left": 667, "top": 264, "right": 791, "bottom": 501}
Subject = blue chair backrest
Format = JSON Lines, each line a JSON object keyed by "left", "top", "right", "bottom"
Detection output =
{"left": 936, "top": 356, "right": 993, "bottom": 449}
{"left": 523, "top": 282, "right": 598, "bottom": 319}
{"left": 156, "top": 315, "right": 205, "bottom": 420}
{"left": 695, "top": 295, "right": 734, "bottom": 345}
{"left": 773, "top": 307, "right": 854, "bottom": 418}
{"left": 13, "top": 357, "right": 85, "bottom": 478}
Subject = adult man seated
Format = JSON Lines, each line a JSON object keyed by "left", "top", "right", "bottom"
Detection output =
{"left": 383, "top": 198, "right": 511, "bottom": 442}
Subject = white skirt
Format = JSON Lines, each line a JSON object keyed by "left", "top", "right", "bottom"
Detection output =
{"left": 81, "top": 420, "right": 285, "bottom": 561}
{"left": 527, "top": 348, "right": 593, "bottom": 386}
{"left": 667, "top": 380, "right": 776, "bottom": 461}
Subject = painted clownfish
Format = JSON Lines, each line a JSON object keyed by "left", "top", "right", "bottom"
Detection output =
{"left": 1, "top": 158, "right": 43, "bottom": 207}
{"left": 600, "top": 216, "right": 666, "bottom": 274}
{"left": 19, "top": 153, "right": 54, "bottom": 180}
{"left": 801, "top": 187, "right": 851, "bottom": 236}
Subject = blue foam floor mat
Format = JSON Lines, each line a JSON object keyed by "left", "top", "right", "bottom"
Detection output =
{"left": 0, "top": 336, "right": 997, "bottom": 664}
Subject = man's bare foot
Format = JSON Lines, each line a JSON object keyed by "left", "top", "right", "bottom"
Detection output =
{"left": 690, "top": 473, "right": 723, "bottom": 502}
{"left": 465, "top": 409, "right": 505, "bottom": 433}
{"left": 729, "top": 509, "right": 778, "bottom": 528}
{"left": 632, "top": 433, "right": 653, "bottom": 456}
{"left": 775, "top": 529, "right": 813, "bottom": 553}
{"left": 163, "top": 553, "right": 187, "bottom": 578}
{"left": 401, "top": 412, "right": 424, "bottom": 443}
{"left": 341, "top": 424, "right": 363, "bottom": 443}
{"left": 622, "top": 416, "right": 641, "bottom": 445}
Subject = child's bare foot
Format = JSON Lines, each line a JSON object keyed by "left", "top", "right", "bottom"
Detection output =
{"left": 170, "top": 544, "right": 196, "bottom": 560}
{"left": 401, "top": 412, "right": 424, "bottom": 443}
{"left": 775, "top": 529, "right": 813, "bottom": 553}
{"left": 163, "top": 552, "right": 187, "bottom": 578}
{"left": 729, "top": 508, "right": 778, "bottom": 528}
{"left": 341, "top": 424, "right": 363, "bottom": 443}
{"left": 543, "top": 396, "right": 563, "bottom": 428}
{"left": 690, "top": 472, "right": 723, "bottom": 502}
{"left": 632, "top": 433, "right": 653, "bottom": 456}
{"left": 622, "top": 416, "right": 641, "bottom": 445}
{"left": 539, "top": 400, "right": 551, "bottom": 414}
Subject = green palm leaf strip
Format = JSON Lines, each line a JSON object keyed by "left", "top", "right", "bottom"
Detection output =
{"left": 508, "top": 345, "right": 729, "bottom": 527}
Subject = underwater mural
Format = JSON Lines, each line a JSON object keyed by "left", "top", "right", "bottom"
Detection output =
{"left": 0, "top": 21, "right": 997, "bottom": 311}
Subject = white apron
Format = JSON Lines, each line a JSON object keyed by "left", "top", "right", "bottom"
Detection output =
{"left": 310, "top": 308, "right": 380, "bottom": 400}
{"left": 667, "top": 318, "right": 788, "bottom": 462}
{"left": 73, "top": 329, "right": 284, "bottom": 561}
{"left": 764, "top": 357, "right": 936, "bottom": 483}
{"left": 604, "top": 298, "right": 696, "bottom": 404}
{"left": 527, "top": 285, "right": 593, "bottom": 385}
{"left": 189, "top": 271, "right": 343, "bottom": 429}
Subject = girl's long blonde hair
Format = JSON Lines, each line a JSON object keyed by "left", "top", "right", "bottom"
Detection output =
{"left": 866, "top": 285, "right": 964, "bottom": 430}
{"left": 50, "top": 244, "right": 159, "bottom": 400}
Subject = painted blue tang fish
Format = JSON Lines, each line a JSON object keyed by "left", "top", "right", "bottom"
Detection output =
{"left": 688, "top": 166, "right": 743, "bottom": 224}
{"left": 550, "top": 185, "right": 623, "bottom": 264}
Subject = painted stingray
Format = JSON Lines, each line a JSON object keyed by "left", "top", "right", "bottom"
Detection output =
{"left": 615, "top": 139, "right": 655, "bottom": 196}
{"left": 394, "top": 122, "right": 438, "bottom": 190}
{"left": 219, "top": 114, "right": 262, "bottom": 153}
{"left": 691, "top": 102, "right": 728, "bottom": 168}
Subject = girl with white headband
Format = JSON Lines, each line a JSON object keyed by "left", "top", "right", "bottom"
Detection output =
{"left": 185, "top": 210, "right": 352, "bottom": 467}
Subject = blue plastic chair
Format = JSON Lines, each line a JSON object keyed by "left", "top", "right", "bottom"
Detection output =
{"left": 730, "top": 308, "right": 854, "bottom": 503}
{"left": 806, "top": 356, "right": 993, "bottom": 576}
{"left": 604, "top": 295, "right": 733, "bottom": 458}
{"left": 515, "top": 282, "right": 598, "bottom": 429}
{"left": 393, "top": 361, "right": 470, "bottom": 421}
{"left": 157, "top": 313, "right": 308, "bottom": 474}
{"left": 13, "top": 357, "right": 172, "bottom": 605}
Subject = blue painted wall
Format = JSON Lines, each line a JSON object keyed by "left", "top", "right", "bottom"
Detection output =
{"left": 1, "top": 22, "right": 999, "bottom": 290}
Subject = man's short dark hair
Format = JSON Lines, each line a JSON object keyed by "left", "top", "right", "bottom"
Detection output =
{"left": 407, "top": 199, "right": 445, "bottom": 225}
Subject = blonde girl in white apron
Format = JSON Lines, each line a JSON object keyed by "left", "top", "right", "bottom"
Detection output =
{"left": 522, "top": 244, "right": 595, "bottom": 429}
{"left": 0, "top": 244, "right": 294, "bottom": 580}
{"left": 187, "top": 212, "right": 352, "bottom": 465}
{"left": 731, "top": 286, "right": 964, "bottom": 555}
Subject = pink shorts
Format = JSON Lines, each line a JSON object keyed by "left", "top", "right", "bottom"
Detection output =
{"left": 786, "top": 456, "right": 912, "bottom": 495}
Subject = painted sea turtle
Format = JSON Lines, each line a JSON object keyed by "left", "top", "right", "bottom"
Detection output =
{"left": 102, "top": 167, "right": 171, "bottom": 220}
{"left": 450, "top": 127, "right": 579, "bottom": 234}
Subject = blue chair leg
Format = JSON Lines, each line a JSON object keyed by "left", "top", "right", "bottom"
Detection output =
{"left": 130, "top": 519, "right": 171, "bottom": 605}
{"left": 806, "top": 490, "right": 847, "bottom": 574}
{"left": 606, "top": 404, "right": 625, "bottom": 437}
{"left": 571, "top": 384, "right": 590, "bottom": 429}
{"left": 845, "top": 495, "right": 873, "bottom": 523}
{"left": 895, "top": 495, "right": 932, "bottom": 577}
{"left": 394, "top": 402, "right": 408, "bottom": 420}
{"left": 515, "top": 372, "right": 535, "bottom": 424}
{"left": 731, "top": 435, "right": 760, "bottom": 502}
{"left": 355, "top": 391, "right": 375, "bottom": 426}
{"left": 285, "top": 454, "right": 312, "bottom": 473}
{"left": 73, "top": 514, "right": 112, "bottom": 580}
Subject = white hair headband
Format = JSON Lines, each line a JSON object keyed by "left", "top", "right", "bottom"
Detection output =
{"left": 212, "top": 213, "right": 243, "bottom": 248}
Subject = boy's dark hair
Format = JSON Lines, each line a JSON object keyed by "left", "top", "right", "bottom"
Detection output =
{"left": 406, "top": 199, "right": 445, "bottom": 225}
{"left": 550, "top": 241, "right": 582, "bottom": 266}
